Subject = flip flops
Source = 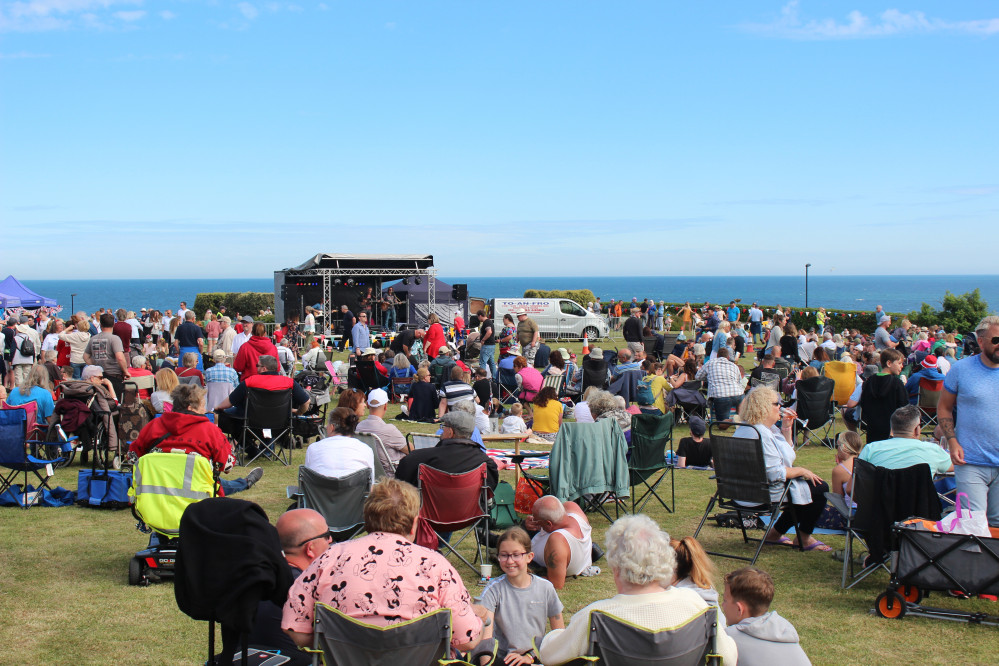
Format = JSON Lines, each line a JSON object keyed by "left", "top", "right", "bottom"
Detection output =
{"left": 804, "top": 540, "right": 832, "bottom": 552}
{"left": 764, "top": 536, "right": 794, "bottom": 547}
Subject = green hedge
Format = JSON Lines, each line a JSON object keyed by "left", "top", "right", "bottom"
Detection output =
{"left": 523, "top": 289, "right": 597, "bottom": 307}
{"left": 193, "top": 292, "right": 274, "bottom": 319}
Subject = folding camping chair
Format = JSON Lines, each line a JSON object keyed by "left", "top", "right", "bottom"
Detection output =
{"left": 749, "top": 371, "right": 781, "bottom": 393}
{"left": 916, "top": 379, "right": 943, "bottom": 433}
{"left": 643, "top": 336, "right": 661, "bottom": 361}
{"left": 390, "top": 376, "right": 415, "bottom": 402}
{"left": 175, "top": 498, "right": 293, "bottom": 666}
{"left": 542, "top": 373, "right": 566, "bottom": 399}
{"left": 580, "top": 356, "right": 608, "bottom": 393}
{"left": 571, "top": 607, "right": 721, "bottom": 666}
{"left": 0, "top": 406, "right": 62, "bottom": 508}
{"left": 536, "top": 419, "right": 630, "bottom": 523}
{"left": 791, "top": 376, "right": 836, "bottom": 449}
{"left": 417, "top": 463, "right": 491, "bottom": 576}
{"left": 828, "top": 458, "right": 940, "bottom": 589}
{"left": 693, "top": 425, "right": 799, "bottom": 565}
{"left": 495, "top": 366, "right": 519, "bottom": 406}
{"left": 355, "top": 359, "right": 388, "bottom": 393}
{"left": 824, "top": 360, "right": 857, "bottom": 406}
{"left": 408, "top": 432, "right": 440, "bottom": 451}
{"left": 312, "top": 604, "right": 451, "bottom": 666}
{"left": 666, "top": 381, "right": 707, "bottom": 424}
{"left": 238, "top": 386, "right": 294, "bottom": 466}
{"left": 355, "top": 432, "right": 394, "bottom": 479}
{"left": 628, "top": 412, "right": 676, "bottom": 513}
{"left": 287, "top": 466, "right": 371, "bottom": 541}
{"left": 608, "top": 369, "right": 642, "bottom": 405}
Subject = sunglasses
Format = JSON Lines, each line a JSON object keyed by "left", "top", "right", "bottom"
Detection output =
{"left": 991, "top": 336, "right": 999, "bottom": 345}
{"left": 295, "top": 530, "right": 333, "bottom": 548}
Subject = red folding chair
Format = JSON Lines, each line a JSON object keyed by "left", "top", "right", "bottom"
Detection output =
{"left": 917, "top": 378, "right": 943, "bottom": 433}
{"left": 416, "top": 463, "right": 490, "bottom": 576}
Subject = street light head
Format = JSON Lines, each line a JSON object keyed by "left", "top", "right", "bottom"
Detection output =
{"left": 805, "top": 263, "right": 812, "bottom": 268}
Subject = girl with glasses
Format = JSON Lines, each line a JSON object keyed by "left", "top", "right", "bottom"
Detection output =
{"left": 473, "top": 527, "right": 564, "bottom": 665}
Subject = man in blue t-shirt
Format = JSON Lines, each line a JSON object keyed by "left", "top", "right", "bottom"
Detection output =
{"left": 939, "top": 316, "right": 999, "bottom": 527}
{"left": 726, "top": 301, "right": 741, "bottom": 324}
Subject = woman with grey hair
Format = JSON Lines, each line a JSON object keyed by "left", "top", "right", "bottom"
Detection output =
{"left": 538, "top": 514, "right": 738, "bottom": 665}
{"left": 587, "top": 389, "right": 632, "bottom": 442}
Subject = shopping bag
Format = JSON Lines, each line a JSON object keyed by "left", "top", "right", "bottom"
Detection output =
{"left": 936, "top": 492, "right": 990, "bottom": 537}
{"left": 514, "top": 476, "right": 544, "bottom": 515}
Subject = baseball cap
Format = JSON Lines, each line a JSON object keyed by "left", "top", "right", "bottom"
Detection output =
{"left": 438, "top": 345, "right": 450, "bottom": 355}
{"left": 212, "top": 349, "right": 227, "bottom": 362}
{"left": 688, "top": 416, "right": 707, "bottom": 437}
{"left": 241, "top": 315, "right": 254, "bottom": 323}
{"left": 367, "top": 388, "right": 389, "bottom": 408}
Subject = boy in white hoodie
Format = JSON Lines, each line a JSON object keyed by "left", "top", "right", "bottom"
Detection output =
{"left": 722, "top": 567, "right": 811, "bottom": 666}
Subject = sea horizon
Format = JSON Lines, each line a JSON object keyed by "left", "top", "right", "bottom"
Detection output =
{"left": 15, "top": 274, "right": 999, "bottom": 320}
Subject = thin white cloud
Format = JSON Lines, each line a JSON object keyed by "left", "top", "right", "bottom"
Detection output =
{"left": 742, "top": 1, "right": 999, "bottom": 40}
{"left": 1, "top": 0, "right": 141, "bottom": 31}
{"left": 114, "top": 9, "right": 144, "bottom": 21}
{"left": 159, "top": 10, "right": 175, "bottom": 20}
{"left": 237, "top": 2, "right": 258, "bottom": 20}
{"left": 317, "top": 2, "right": 328, "bottom": 10}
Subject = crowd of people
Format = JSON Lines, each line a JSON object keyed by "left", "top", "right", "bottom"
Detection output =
{"left": 4, "top": 294, "right": 997, "bottom": 664}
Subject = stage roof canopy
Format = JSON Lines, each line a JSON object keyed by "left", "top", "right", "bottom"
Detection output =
{"left": 288, "top": 254, "right": 433, "bottom": 272}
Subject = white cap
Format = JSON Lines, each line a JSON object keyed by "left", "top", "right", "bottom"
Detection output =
{"left": 367, "top": 388, "right": 389, "bottom": 408}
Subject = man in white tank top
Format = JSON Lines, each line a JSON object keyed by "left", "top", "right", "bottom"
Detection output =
{"left": 525, "top": 495, "right": 593, "bottom": 589}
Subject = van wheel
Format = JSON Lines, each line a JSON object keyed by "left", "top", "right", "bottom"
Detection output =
{"left": 583, "top": 326, "right": 599, "bottom": 341}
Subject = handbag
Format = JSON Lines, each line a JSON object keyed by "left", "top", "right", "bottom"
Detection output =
{"left": 936, "top": 492, "right": 990, "bottom": 537}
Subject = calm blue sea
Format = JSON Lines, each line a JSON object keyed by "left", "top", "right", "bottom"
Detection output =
{"left": 18, "top": 275, "right": 999, "bottom": 318}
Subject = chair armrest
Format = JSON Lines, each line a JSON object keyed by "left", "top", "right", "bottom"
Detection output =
{"left": 286, "top": 485, "right": 302, "bottom": 500}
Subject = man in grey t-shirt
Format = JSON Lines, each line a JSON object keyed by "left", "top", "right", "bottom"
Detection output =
{"left": 874, "top": 317, "right": 897, "bottom": 351}
{"left": 84, "top": 312, "right": 131, "bottom": 395}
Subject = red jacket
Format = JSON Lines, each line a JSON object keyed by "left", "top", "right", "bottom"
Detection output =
{"left": 424, "top": 323, "right": 446, "bottom": 359}
{"left": 129, "top": 411, "right": 233, "bottom": 471}
{"left": 233, "top": 336, "right": 278, "bottom": 379}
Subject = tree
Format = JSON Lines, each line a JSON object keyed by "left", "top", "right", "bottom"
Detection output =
{"left": 910, "top": 289, "right": 991, "bottom": 333}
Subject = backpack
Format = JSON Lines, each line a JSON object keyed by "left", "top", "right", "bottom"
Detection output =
{"left": 636, "top": 375, "right": 656, "bottom": 406}
{"left": 17, "top": 334, "right": 35, "bottom": 358}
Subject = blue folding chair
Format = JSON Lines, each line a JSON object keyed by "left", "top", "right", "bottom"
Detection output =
{"left": 0, "top": 407, "right": 64, "bottom": 508}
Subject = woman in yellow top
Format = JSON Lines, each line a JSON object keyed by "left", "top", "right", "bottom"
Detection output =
{"left": 641, "top": 360, "right": 670, "bottom": 414}
{"left": 530, "top": 386, "right": 563, "bottom": 442}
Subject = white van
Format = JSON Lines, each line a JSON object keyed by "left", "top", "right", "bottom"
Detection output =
{"left": 489, "top": 298, "right": 610, "bottom": 341}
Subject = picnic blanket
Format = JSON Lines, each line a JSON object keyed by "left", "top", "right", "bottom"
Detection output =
{"left": 486, "top": 448, "right": 549, "bottom": 470}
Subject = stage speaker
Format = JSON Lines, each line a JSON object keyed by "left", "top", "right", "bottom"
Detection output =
{"left": 451, "top": 283, "right": 468, "bottom": 301}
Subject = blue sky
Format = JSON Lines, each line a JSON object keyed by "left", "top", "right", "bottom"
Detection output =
{"left": 2, "top": 1, "right": 997, "bottom": 279}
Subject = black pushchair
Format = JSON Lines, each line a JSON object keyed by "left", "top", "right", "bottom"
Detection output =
{"left": 51, "top": 380, "right": 123, "bottom": 469}
{"left": 874, "top": 520, "right": 999, "bottom": 625}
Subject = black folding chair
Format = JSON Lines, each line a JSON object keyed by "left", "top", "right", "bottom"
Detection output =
{"left": 628, "top": 412, "right": 675, "bottom": 513}
{"left": 355, "top": 359, "right": 388, "bottom": 393}
{"left": 693, "top": 425, "right": 799, "bottom": 565}
{"left": 239, "top": 386, "right": 294, "bottom": 466}
{"left": 580, "top": 356, "right": 608, "bottom": 393}
{"left": 792, "top": 376, "right": 836, "bottom": 449}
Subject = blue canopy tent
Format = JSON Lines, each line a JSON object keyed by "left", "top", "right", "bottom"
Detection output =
{"left": 0, "top": 276, "right": 57, "bottom": 308}
{"left": 0, "top": 291, "right": 22, "bottom": 308}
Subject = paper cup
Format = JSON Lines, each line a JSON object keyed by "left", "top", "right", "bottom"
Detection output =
{"left": 479, "top": 564, "right": 493, "bottom": 579}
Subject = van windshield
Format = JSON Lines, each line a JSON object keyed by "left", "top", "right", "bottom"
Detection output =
{"left": 560, "top": 300, "right": 586, "bottom": 316}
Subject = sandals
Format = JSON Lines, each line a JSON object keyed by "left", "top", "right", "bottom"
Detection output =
{"left": 764, "top": 536, "right": 794, "bottom": 547}
{"left": 804, "top": 540, "right": 832, "bottom": 552}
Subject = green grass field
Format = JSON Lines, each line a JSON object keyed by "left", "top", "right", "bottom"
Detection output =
{"left": 2, "top": 337, "right": 996, "bottom": 665}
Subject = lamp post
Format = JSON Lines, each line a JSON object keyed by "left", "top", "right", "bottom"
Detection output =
{"left": 804, "top": 264, "right": 811, "bottom": 308}
{"left": 71, "top": 293, "right": 77, "bottom": 313}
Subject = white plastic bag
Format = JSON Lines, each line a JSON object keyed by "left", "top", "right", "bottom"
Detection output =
{"left": 936, "top": 492, "right": 991, "bottom": 537}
